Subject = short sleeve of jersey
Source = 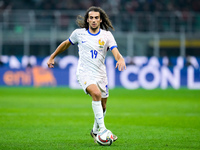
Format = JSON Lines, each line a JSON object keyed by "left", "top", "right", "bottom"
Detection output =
{"left": 69, "top": 29, "right": 78, "bottom": 45}
{"left": 107, "top": 31, "right": 117, "bottom": 50}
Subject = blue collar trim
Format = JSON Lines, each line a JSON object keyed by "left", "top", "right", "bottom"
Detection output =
{"left": 87, "top": 29, "right": 100, "bottom": 36}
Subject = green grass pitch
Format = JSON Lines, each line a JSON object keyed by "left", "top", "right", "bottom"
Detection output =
{"left": 0, "top": 87, "right": 200, "bottom": 150}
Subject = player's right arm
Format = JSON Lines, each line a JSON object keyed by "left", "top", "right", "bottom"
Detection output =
{"left": 47, "top": 39, "right": 71, "bottom": 68}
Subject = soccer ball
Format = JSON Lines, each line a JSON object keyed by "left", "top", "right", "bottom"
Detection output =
{"left": 96, "top": 129, "right": 114, "bottom": 146}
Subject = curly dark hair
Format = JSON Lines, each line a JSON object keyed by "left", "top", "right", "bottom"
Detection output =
{"left": 76, "top": 6, "right": 114, "bottom": 31}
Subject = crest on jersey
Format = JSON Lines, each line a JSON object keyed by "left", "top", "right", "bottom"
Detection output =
{"left": 98, "top": 39, "right": 105, "bottom": 48}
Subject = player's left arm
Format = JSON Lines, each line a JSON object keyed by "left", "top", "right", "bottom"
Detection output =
{"left": 111, "top": 47, "right": 126, "bottom": 71}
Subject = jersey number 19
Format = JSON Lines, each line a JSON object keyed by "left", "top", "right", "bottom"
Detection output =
{"left": 90, "top": 50, "right": 98, "bottom": 59}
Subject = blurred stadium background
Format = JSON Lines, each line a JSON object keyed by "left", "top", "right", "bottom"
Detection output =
{"left": 0, "top": 0, "right": 200, "bottom": 89}
{"left": 0, "top": 1, "right": 200, "bottom": 149}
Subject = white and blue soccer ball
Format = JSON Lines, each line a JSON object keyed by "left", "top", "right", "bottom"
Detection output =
{"left": 96, "top": 129, "right": 114, "bottom": 146}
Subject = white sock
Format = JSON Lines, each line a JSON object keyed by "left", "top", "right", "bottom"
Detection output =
{"left": 93, "top": 109, "right": 107, "bottom": 133}
{"left": 92, "top": 118, "right": 99, "bottom": 134}
{"left": 92, "top": 101, "right": 106, "bottom": 132}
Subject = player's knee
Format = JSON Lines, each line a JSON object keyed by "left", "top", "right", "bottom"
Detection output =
{"left": 92, "top": 91, "right": 101, "bottom": 101}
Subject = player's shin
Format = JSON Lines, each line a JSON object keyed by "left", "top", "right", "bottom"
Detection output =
{"left": 103, "top": 109, "right": 106, "bottom": 117}
{"left": 92, "top": 118, "right": 99, "bottom": 134}
{"left": 92, "top": 101, "right": 106, "bottom": 132}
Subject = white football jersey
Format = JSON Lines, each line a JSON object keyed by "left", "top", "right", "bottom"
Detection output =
{"left": 69, "top": 28, "right": 117, "bottom": 78}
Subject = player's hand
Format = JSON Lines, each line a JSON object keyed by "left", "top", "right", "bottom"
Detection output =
{"left": 47, "top": 57, "right": 54, "bottom": 68}
{"left": 115, "top": 58, "right": 126, "bottom": 71}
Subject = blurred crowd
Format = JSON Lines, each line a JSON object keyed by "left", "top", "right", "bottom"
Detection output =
{"left": 0, "top": 0, "right": 200, "bottom": 14}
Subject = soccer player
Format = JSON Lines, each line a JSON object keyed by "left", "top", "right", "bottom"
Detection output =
{"left": 47, "top": 6, "right": 126, "bottom": 143}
